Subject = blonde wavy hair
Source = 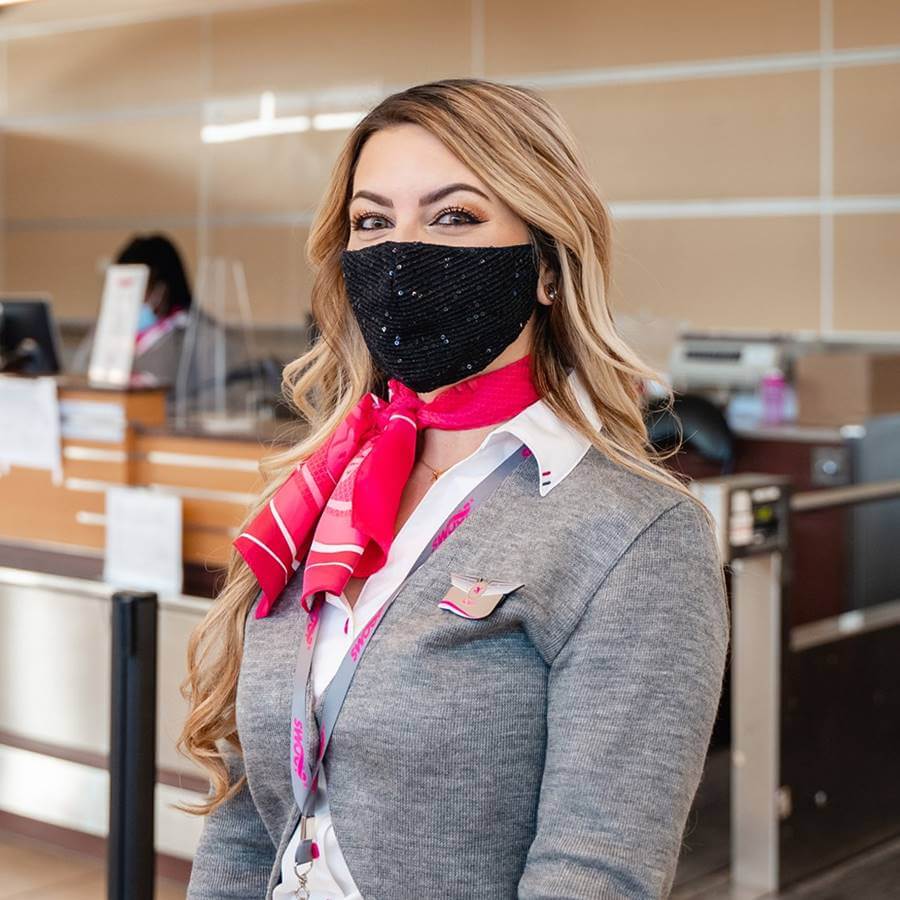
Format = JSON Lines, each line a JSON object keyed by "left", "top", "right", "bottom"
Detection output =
{"left": 179, "top": 77, "right": 695, "bottom": 813}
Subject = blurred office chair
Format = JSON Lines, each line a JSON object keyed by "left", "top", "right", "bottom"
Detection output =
{"left": 646, "top": 393, "right": 736, "bottom": 474}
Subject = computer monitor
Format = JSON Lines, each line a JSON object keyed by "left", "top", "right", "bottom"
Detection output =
{"left": 0, "top": 297, "right": 63, "bottom": 375}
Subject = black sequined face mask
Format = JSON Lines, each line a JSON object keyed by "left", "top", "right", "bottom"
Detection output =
{"left": 340, "top": 240, "right": 539, "bottom": 393}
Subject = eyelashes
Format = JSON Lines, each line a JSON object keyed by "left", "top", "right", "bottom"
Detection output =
{"left": 350, "top": 210, "right": 390, "bottom": 231}
{"left": 350, "top": 205, "right": 486, "bottom": 231}
{"left": 431, "top": 205, "right": 486, "bottom": 227}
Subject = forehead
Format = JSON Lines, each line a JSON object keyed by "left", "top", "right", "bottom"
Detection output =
{"left": 352, "top": 123, "right": 488, "bottom": 198}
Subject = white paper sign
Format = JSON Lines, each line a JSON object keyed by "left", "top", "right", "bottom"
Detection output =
{"left": 0, "top": 375, "right": 62, "bottom": 482}
{"left": 104, "top": 485, "right": 183, "bottom": 596}
{"left": 88, "top": 264, "right": 149, "bottom": 386}
{"left": 59, "top": 398, "right": 126, "bottom": 444}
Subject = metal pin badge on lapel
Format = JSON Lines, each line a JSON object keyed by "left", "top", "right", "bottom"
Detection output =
{"left": 439, "top": 573, "right": 525, "bottom": 620}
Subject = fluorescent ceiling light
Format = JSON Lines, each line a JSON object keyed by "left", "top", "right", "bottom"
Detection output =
{"left": 202, "top": 115, "right": 310, "bottom": 143}
{"left": 312, "top": 111, "right": 366, "bottom": 131}
{"left": 202, "top": 91, "right": 366, "bottom": 144}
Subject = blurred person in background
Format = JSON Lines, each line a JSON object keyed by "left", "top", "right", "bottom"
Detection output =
{"left": 181, "top": 79, "right": 729, "bottom": 900}
{"left": 73, "top": 231, "right": 192, "bottom": 382}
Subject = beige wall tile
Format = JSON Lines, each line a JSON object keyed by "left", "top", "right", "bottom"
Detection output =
{"left": 208, "top": 226, "right": 312, "bottom": 329}
{"left": 206, "top": 128, "right": 347, "bottom": 216}
{"left": 6, "top": 116, "right": 201, "bottom": 222}
{"left": 6, "top": 17, "right": 207, "bottom": 116}
{"left": 834, "top": 0, "right": 900, "bottom": 48}
{"left": 485, "top": 0, "right": 820, "bottom": 75}
{"left": 0, "top": 0, "right": 226, "bottom": 31}
{"left": 4, "top": 226, "right": 197, "bottom": 320}
{"left": 834, "top": 214, "right": 900, "bottom": 331}
{"left": 0, "top": 43, "right": 8, "bottom": 119}
{"left": 541, "top": 72, "right": 820, "bottom": 201}
{"left": 211, "top": 0, "right": 472, "bottom": 96}
{"left": 609, "top": 216, "right": 820, "bottom": 331}
{"left": 834, "top": 64, "right": 900, "bottom": 195}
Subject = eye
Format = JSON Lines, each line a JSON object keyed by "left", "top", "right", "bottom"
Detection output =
{"left": 351, "top": 211, "right": 393, "bottom": 231}
{"left": 432, "top": 206, "right": 485, "bottom": 227}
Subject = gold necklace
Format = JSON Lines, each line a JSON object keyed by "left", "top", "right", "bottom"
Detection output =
{"left": 419, "top": 458, "right": 446, "bottom": 482}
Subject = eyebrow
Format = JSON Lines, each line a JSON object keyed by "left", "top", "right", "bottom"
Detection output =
{"left": 349, "top": 182, "right": 492, "bottom": 209}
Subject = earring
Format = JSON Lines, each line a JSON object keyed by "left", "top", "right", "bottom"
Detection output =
{"left": 545, "top": 282, "right": 558, "bottom": 301}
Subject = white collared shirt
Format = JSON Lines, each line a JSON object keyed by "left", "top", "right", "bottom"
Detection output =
{"left": 273, "top": 374, "right": 600, "bottom": 899}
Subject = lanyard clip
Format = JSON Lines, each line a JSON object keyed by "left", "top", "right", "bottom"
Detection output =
{"left": 293, "top": 815, "right": 319, "bottom": 899}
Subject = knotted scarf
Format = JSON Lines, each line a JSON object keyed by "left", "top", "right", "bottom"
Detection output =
{"left": 235, "top": 355, "right": 539, "bottom": 618}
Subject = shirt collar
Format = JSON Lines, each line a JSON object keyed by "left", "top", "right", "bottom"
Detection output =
{"left": 484, "top": 370, "right": 602, "bottom": 497}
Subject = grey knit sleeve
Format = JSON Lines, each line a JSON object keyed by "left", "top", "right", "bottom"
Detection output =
{"left": 187, "top": 745, "right": 276, "bottom": 899}
{"left": 518, "top": 498, "right": 730, "bottom": 899}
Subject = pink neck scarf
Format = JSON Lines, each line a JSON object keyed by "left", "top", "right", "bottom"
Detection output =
{"left": 236, "top": 355, "right": 539, "bottom": 618}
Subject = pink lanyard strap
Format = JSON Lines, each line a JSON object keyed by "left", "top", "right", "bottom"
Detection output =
{"left": 288, "top": 444, "right": 528, "bottom": 867}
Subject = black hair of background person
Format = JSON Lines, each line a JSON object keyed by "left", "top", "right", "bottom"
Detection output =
{"left": 114, "top": 233, "right": 193, "bottom": 315}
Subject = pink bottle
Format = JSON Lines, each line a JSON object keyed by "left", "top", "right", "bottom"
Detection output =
{"left": 760, "top": 369, "right": 787, "bottom": 426}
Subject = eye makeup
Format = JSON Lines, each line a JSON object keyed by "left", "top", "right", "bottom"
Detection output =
{"left": 349, "top": 204, "right": 487, "bottom": 231}
{"left": 430, "top": 205, "right": 486, "bottom": 227}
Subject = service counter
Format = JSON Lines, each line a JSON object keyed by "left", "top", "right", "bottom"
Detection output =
{"left": 0, "top": 377, "right": 297, "bottom": 593}
{"left": 0, "top": 378, "right": 296, "bottom": 870}
{"left": 676, "top": 414, "right": 900, "bottom": 627}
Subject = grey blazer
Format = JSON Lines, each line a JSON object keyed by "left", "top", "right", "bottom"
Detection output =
{"left": 187, "top": 447, "right": 730, "bottom": 899}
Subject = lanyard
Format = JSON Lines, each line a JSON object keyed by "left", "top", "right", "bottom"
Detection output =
{"left": 288, "top": 444, "right": 526, "bottom": 871}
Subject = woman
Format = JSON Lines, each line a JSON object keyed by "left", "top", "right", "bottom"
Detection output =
{"left": 72, "top": 232, "right": 192, "bottom": 382}
{"left": 182, "top": 79, "right": 729, "bottom": 900}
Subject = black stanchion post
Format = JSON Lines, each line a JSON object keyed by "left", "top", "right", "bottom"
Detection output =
{"left": 108, "top": 591, "right": 158, "bottom": 900}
